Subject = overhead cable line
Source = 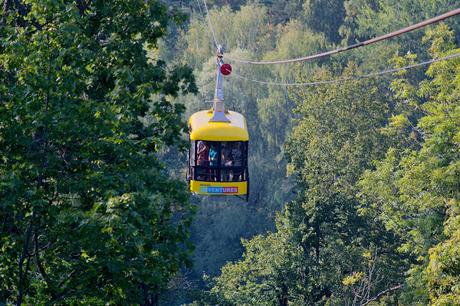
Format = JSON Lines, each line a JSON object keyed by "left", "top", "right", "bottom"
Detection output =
{"left": 229, "top": 52, "right": 460, "bottom": 87}
{"left": 200, "top": 2, "right": 460, "bottom": 65}
{"left": 199, "top": 1, "right": 460, "bottom": 87}
{"left": 202, "top": 0, "right": 219, "bottom": 48}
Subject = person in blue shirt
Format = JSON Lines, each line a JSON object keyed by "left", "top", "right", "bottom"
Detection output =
{"left": 209, "top": 144, "right": 218, "bottom": 166}
{"left": 208, "top": 144, "right": 218, "bottom": 181}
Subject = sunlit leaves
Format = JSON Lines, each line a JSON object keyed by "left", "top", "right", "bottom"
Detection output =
{"left": 358, "top": 27, "right": 460, "bottom": 304}
{"left": 0, "top": 0, "right": 196, "bottom": 304}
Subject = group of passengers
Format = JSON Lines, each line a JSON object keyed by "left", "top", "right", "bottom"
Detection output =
{"left": 196, "top": 141, "right": 243, "bottom": 181}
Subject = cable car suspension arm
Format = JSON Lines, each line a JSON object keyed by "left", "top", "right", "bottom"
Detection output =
{"left": 210, "top": 45, "right": 231, "bottom": 122}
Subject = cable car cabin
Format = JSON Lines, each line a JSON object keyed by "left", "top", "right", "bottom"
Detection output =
{"left": 188, "top": 110, "right": 249, "bottom": 200}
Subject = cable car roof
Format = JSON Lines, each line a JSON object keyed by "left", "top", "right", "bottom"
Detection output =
{"left": 189, "top": 110, "right": 249, "bottom": 141}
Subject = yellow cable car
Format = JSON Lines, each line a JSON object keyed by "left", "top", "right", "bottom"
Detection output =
{"left": 187, "top": 46, "right": 249, "bottom": 201}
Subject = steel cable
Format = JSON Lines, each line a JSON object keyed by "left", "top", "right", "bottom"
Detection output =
{"left": 230, "top": 52, "right": 460, "bottom": 86}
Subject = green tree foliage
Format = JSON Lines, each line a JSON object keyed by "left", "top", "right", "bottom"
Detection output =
{"left": 302, "top": 0, "right": 346, "bottom": 43}
{"left": 204, "top": 16, "right": 459, "bottom": 306}
{"left": 181, "top": 3, "right": 272, "bottom": 69}
{"left": 0, "top": 0, "right": 197, "bottom": 304}
{"left": 155, "top": 1, "right": 459, "bottom": 304}
{"left": 210, "top": 64, "right": 409, "bottom": 305}
{"left": 207, "top": 0, "right": 246, "bottom": 10}
{"left": 212, "top": 230, "right": 302, "bottom": 305}
{"left": 359, "top": 27, "right": 460, "bottom": 304}
{"left": 340, "top": 0, "right": 460, "bottom": 47}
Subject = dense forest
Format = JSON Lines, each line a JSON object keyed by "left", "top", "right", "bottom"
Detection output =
{"left": 0, "top": 0, "right": 459, "bottom": 305}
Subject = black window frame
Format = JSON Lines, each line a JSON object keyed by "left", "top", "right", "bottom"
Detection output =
{"left": 190, "top": 140, "right": 248, "bottom": 182}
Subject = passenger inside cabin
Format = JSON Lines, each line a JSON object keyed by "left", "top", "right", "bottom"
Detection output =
{"left": 209, "top": 144, "right": 218, "bottom": 166}
{"left": 231, "top": 142, "right": 243, "bottom": 181}
{"left": 197, "top": 141, "right": 209, "bottom": 180}
{"left": 197, "top": 141, "right": 209, "bottom": 166}
{"left": 221, "top": 143, "right": 232, "bottom": 181}
{"left": 221, "top": 143, "right": 233, "bottom": 166}
{"left": 208, "top": 143, "right": 218, "bottom": 181}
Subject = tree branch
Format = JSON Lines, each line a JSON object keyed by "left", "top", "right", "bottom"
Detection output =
{"left": 34, "top": 228, "right": 52, "bottom": 290}
{"left": 361, "top": 284, "right": 403, "bottom": 306}
{"left": 16, "top": 219, "right": 33, "bottom": 306}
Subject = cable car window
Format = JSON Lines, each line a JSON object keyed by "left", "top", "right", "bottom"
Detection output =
{"left": 190, "top": 141, "right": 248, "bottom": 183}
{"left": 190, "top": 141, "right": 196, "bottom": 166}
{"left": 189, "top": 141, "right": 195, "bottom": 180}
{"left": 195, "top": 140, "right": 208, "bottom": 181}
